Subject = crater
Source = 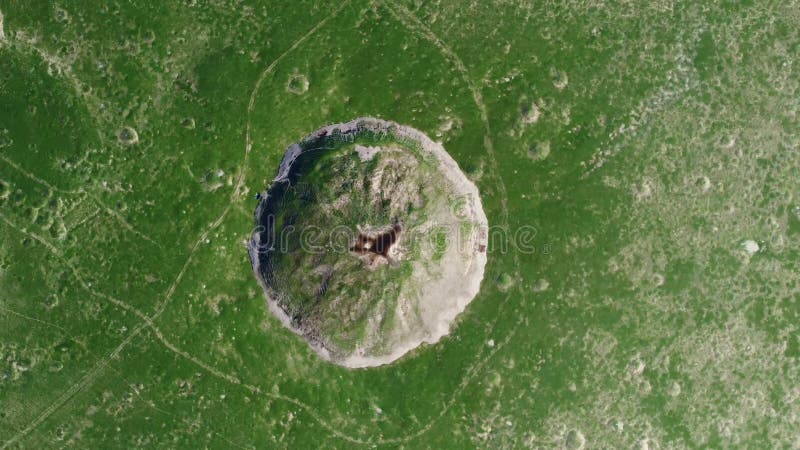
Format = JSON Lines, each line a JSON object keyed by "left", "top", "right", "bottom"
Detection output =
{"left": 286, "top": 73, "right": 309, "bottom": 95}
{"left": 117, "top": 126, "right": 139, "bottom": 146}
{"left": 248, "top": 117, "right": 488, "bottom": 367}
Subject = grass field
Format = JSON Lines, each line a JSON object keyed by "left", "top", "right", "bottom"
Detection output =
{"left": 1, "top": 1, "right": 799, "bottom": 448}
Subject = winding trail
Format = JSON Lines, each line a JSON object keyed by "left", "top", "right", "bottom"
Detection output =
{"left": 380, "top": 1, "right": 509, "bottom": 223}
{"left": 241, "top": 0, "right": 355, "bottom": 202}
{"left": 0, "top": 214, "right": 163, "bottom": 449}
{"left": 0, "top": 278, "right": 246, "bottom": 449}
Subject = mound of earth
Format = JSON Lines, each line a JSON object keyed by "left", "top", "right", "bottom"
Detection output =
{"left": 248, "top": 117, "right": 488, "bottom": 367}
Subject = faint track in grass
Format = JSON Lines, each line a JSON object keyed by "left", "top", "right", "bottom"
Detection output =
{"left": 154, "top": 294, "right": 523, "bottom": 446}
{"left": 240, "top": 0, "right": 355, "bottom": 202}
{"left": 0, "top": 215, "right": 276, "bottom": 448}
{"left": 145, "top": 0, "right": 356, "bottom": 349}
{"left": 0, "top": 154, "right": 84, "bottom": 196}
{"left": 380, "top": 1, "right": 509, "bottom": 223}
{"left": 0, "top": 282, "right": 245, "bottom": 448}
{"left": 0, "top": 303, "right": 69, "bottom": 334}
{"left": 0, "top": 214, "right": 163, "bottom": 450}
{"left": 0, "top": 154, "right": 162, "bottom": 250}
{"left": 1, "top": 156, "right": 235, "bottom": 446}
{"left": 88, "top": 194, "right": 163, "bottom": 250}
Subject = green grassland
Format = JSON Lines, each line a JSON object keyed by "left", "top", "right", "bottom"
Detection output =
{"left": 1, "top": 0, "right": 799, "bottom": 448}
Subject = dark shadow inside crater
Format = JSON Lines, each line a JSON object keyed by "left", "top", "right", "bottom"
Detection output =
{"left": 350, "top": 223, "right": 402, "bottom": 260}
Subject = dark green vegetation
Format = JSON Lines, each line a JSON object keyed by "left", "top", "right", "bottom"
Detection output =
{"left": 1, "top": 1, "right": 799, "bottom": 448}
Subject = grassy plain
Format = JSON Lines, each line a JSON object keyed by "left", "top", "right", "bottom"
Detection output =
{"left": 1, "top": 0, "right": 799, "bottom": 448}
